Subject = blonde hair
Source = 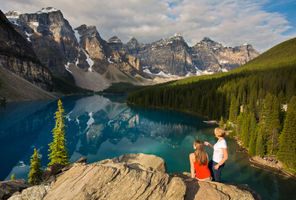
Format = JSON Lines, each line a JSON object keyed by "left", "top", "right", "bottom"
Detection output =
{"left": 194, "top": 140, "right": 208, "bottom": 165}
{"left": 214, "top": 128, "right": 225, "bottom": 137}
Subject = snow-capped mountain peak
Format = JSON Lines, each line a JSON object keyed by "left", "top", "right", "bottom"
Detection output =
{"left": 36, "top": 7, "right": 59, "bottom": 14}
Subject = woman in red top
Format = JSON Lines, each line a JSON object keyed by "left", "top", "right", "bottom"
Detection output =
{"left": 189, "top": 140, "right": 211, "bottom": 181}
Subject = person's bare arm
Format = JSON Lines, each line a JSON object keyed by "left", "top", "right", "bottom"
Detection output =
{"left": 204, "top": 141, "right": 214, "bottom": 149}
{"left": 189, "top": 153, "right": 196, "bottom": 178}
{"left": 214, "top": 148, "right": 228, "bottom": 170}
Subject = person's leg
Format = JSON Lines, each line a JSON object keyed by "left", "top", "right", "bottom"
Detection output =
{"left": 212, "top": 161, "right": 224, "bottom": 182}
{"left": 211, "top": 161, "right": 219, "bottom": 181}
{"left": 208, "top": 160, "right": 214, "bottom": 180}
{"left": 197, "top": 177, "right": 212, "bottom": 181}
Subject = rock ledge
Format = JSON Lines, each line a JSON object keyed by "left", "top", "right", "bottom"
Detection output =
{"left": 8, "top": 153, "right": 259, "bottom": 200}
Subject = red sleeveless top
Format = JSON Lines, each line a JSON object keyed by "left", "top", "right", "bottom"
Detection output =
{"left": 194, "top": 160, "right": 211, "bottom": 179}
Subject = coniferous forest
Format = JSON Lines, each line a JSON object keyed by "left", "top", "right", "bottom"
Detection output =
{"left": 127, "top": 38, "right": 296, "bottom": 174}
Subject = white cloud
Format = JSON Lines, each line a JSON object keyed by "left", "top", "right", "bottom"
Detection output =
{"left": 1, "top": 0, "right": 295, "bottom": 52}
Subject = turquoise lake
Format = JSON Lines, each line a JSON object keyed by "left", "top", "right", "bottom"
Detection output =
{"left": 0, "top": 94, "right": 295, "bottom": 200}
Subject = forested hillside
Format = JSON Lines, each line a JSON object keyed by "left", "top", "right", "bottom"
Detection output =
{"left": 126, "top": 38, "right": 296, "bottom": 173}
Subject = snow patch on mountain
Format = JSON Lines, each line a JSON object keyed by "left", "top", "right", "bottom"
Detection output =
{"left": 65, "top": 62, "right": 72, "bottom": 74}
{"left": 108, "top": 57, "right": 114, "bottom": 64}
{"left": 5, "top": 11, "right": 20, "bottom": 18}
{"left": 37, "top": 7, "right": 58, "bottom": 14}
{"left": 75, "top": 58, "right": 79, "bottom": 66}
{"left": 156, "top": 71, "right": 176, "bottom": 78}
{"left": 203, "top": 70, "right": 214, "bottom": 75}
{"left": 219, "top": 60, "right": 229, "bottom": 64}
{"left": 74, "top": 29, "right": 81, "bottom": 43}
{"left": 6, "top": 11, "right": 20, "bottom": 26}
{"left": 30, "top": 21, "right": 39, "bottom": 28}
{"left": 25, "top": 32, "right": 32, "bottom": 42}
{"left": 82, "top": 49, "right": 94, "bottom": 72}
{"left": 143, "top": 69, "right": 153, "bottom": 74}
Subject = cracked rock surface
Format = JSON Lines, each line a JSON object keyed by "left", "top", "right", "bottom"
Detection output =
{"left": 9, "top": 153, "right": 259, "bottom": 200}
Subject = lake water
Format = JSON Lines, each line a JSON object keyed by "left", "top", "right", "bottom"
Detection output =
{"left": 0, "top": 95, "right": 295, "bottom": 200}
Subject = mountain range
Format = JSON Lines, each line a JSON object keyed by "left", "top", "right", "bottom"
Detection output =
{"left": 1, "top": 7, "right": 259, "bottom": 99}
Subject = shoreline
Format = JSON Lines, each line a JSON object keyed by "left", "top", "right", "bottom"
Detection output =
{"left": 230, "top": 135, "right": 296, "bottom": 180}
{"left": 248, "top": 156, "right": 296, "bottom": 179}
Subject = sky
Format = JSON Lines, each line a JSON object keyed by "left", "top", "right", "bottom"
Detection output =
{"left": 1, "top": 0, "right": 296, "bottom": 52}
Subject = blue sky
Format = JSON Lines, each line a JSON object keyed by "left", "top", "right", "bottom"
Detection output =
{"left": 262, "top": 0, "right": 296, "bottom": 35}
{"left": 1, "top": 0, "right": 295, "bottom": 52}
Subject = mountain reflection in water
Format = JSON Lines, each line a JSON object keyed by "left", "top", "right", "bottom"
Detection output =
{"left": 0, "top": 95, "right": 296, "bottom": 200}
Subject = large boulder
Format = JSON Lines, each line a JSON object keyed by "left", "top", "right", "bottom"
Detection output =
{"left": 8, "top": 185, "right": 51, "bottom": 200}
{"left": 111, "top": 153, "right": 167, "bottom": 173}
{"left": 0, "top": 179, "right": 29, "bottom": 200}
{"left": 8, "top": 153, "right": 259, "bottom": 200}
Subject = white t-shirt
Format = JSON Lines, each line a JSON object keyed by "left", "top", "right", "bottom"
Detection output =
{"left": 213, "top": 139, "right": 227, "bottom": 163}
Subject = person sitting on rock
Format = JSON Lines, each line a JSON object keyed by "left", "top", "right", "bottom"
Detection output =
{"left": 189, "top": 140, "right": 212, "bottom": 181}
{"left": 204, "top": 128, "right": 228, "bottom": 182}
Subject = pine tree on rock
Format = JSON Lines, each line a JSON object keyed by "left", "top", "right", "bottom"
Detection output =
{"left": 278, "top": 96, "right": 296, "bottom": 171}
{"left": 28, "top": 148, "right": 43, "bottom": 186}
{"left": 48, "top": 99, "right": 69, "bottom": 166}
{"left": 11, "top": 173, "right": 15, "bottom": 180}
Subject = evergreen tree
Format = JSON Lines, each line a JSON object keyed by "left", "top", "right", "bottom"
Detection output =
{"left": 256, "top": 124, "right": 266, "bottom": 156}
{"left": 219, "top": 116, "right": 224, "bottom": 128}
{"left": 248, "top": 112, "right": 257, "bottom": 155}
{"left": 269, "top": 97, "right": 280, "bottom": 154}
{"left": 11, "top": 173, "right": 15, "bottom": 180}
{"left": 241, "top": 112, "right": 250, "bottom": 147}
{"left": 278, "top": 90, "right": 286, "bottom": 105}
{"left": 278, "top": 96, "right": 296, "bottom": 170}
{"left": 48, "top": 100, "right": 69, "bottom": 166}
{"left": 28, "top": 148, "right": 43, "bottom": 186}
{"left": 261, "top": 93, "right": 280, "bottom": 155}
{"left": 236, "top": 112, "right": 244, "bottom": 138}
{"left": 261, "top": 93, "right": 273, "bottom": 125}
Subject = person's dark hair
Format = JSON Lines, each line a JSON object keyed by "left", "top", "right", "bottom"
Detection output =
{"left": 194, "top": 140, "right": 208, "bottom": 165}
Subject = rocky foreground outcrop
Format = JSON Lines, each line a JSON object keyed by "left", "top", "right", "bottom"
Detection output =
{"left": 0, "top": 179, "right": 29, "bottom": 200}
{"left": 8, "top": 153, "right": 259, "bottom": 200}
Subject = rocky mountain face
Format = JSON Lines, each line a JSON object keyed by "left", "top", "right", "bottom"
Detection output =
{"left": 7, "top": 153, "right": 259, "bottom": 200}
{"left": 0, "top": 66, "right": 56, "bottom": 102}
{"left": 75, "top": 25, "right": 142, "bottom": 76}
{"left": 5, "top": 8, "right": 146, "bottom": 91}
{"left": 191, "top": 37, "right": 259, "bottom": 72}
{"left": 0, "top": 10, "right": 52, "bottom": 90}
{"left": 127, "top": 34, "right": 195, "bottom": 76}
{"left": 6, "top": 8, "right": 79, "bottom": 80}
{"left": 4, "top": 7, "right": 259, "bottom": 92}
{"left": 110, "top": 35, "right": 259, "bottom": 76}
